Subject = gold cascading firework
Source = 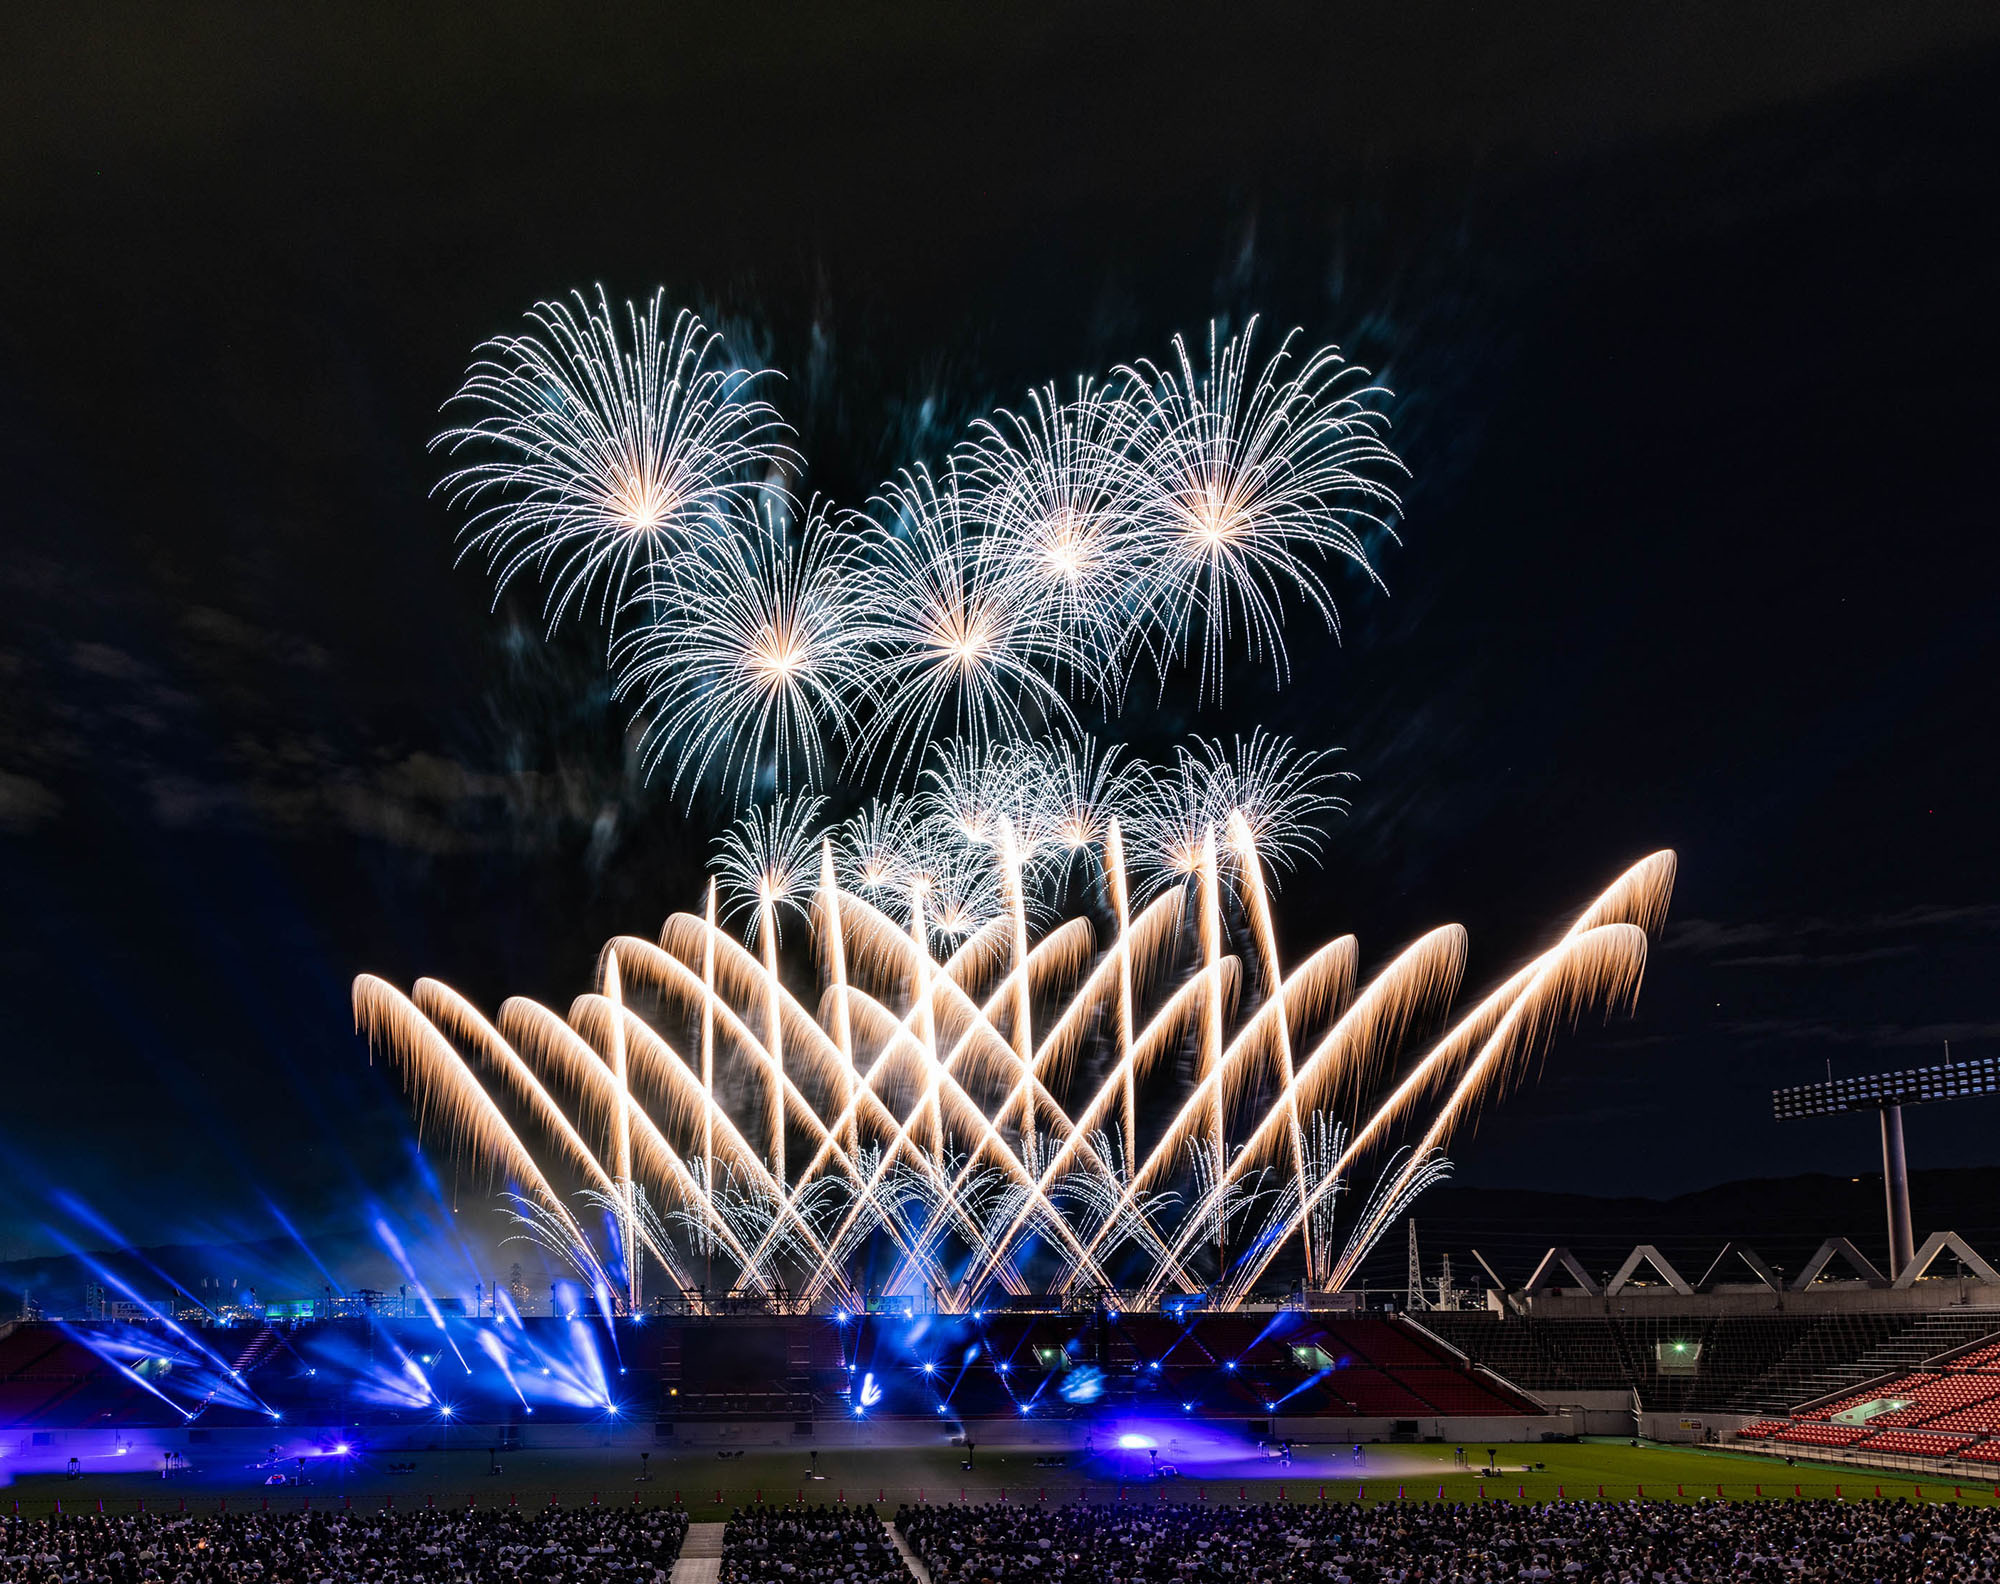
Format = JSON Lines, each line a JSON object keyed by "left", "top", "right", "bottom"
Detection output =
{"left": 356, "top": 833, "right": 1674, "bottom": 1313}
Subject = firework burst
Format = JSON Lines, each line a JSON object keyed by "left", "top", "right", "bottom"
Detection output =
{"left": 615, "top": 497, "right": 875, "bottom": 805}
{"left": 1115, "top": 316, "right": 1406, "bottom": 699}
{"left": 961, "top": 378, "right": 1147, "bottom": 702}
{"left": 857, "top": 465, "right": 1082, "bottom": 784}
{"left": 434, "top": 287, "right": 795, "bottom": 637}
{"left": 382, "top": 294, "right": 1668, "bottom": 1314}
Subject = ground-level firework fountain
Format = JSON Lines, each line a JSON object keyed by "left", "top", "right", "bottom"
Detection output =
{"left": 355, "top": 826, "right": 1674, "bottom": 1315}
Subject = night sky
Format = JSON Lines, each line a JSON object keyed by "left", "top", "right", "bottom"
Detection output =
{"left": 3, "top": 4, "right": 1997, "bottom": 1269}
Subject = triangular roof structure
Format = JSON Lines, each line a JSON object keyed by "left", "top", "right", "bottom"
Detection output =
{"left": 1696, "top": 1241, "right": 1783, "bottom": 1292}
{"left": 1605, "top": 1244, "right": 1694, "bottom": 1296}
{"left": 1469, "top": 1249, "right": 1511, "bottom": 1294}
{"left": 1522, "top": 1247, "right": 1602, "bottom": 1296}
{"left": 1891, "top": 1231, "right": 2000, "bottom": 1289}
{"left": 1788, "top": 1237, "right": 1887, "bottom": 1290}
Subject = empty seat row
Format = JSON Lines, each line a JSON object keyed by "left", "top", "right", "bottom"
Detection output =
{"left": 1864, "top": 1429, "right": 1974, "bottom": 1458}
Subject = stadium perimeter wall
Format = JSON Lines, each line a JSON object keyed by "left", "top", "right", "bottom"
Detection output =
{"left": 0, "top": 1412, "right": 1577, "bottom": 1470}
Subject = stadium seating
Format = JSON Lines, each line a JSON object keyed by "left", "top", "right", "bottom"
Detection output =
{"left": 1802, "top": 1373, "right": 1937, "bottom": 1421}
{"left": 1862, "top": 1373, "right": 2000, "bottom": 1428}
{"left": 1417, "top": 1309, "right": 1922, "bottom": 1415}
{"left": 1863, "top": 1429, "right": 1974, "bottom": 1459}
{"left": 1732, "top": 1328, "right": 2000, "bottom": 1465}
{"left": 1773, "top": 1422, "right": 1874, "bottom": 1447}
{"left": 1918, "top": 1399, "right": 2000, "bottom": 1437}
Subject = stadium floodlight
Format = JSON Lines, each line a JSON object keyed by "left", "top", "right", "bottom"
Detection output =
{"left": 1773, "top": 1053, "right": 2000, "bottom": 1278}
{"left": 1772, "top": 1054, "right": 1998, "bottom": 1119}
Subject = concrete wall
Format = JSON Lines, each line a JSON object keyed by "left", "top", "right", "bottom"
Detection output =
{"left": 1511, "top": 1282, "right": 2000, "bottom": 1319}
{"left": 3, "top": 1412, "right": 1584, "bottom": 1472}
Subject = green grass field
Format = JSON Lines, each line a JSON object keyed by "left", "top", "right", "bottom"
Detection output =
{"left": 7, "top": 1438, "right": 1997, "bottom": 1519}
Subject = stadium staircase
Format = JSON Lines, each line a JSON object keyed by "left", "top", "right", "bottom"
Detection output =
{"left": 228, "top": 1324, "right": 285, "bottom": 1378}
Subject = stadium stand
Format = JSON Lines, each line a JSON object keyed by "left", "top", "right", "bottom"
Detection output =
{"left": 1773, "top": 1422, "right": 1874, "bottom": 1447}
{"left": 1732, "top": 1325, "right": 2000, "bottom": 1467}
{"left": 1422, "top": 1306, "right": 2000, "bottom": 1425}
{"left": 1761, "top": 1313, "right": 2000, "bottom": 1413}
{"left": 1417, "top": 1309, "right": 1895, "bottom": 1413}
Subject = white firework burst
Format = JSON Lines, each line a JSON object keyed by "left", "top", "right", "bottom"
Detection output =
{"left": 856, "top": 465, "right": 1080, "bottom": 785}
{"left": 834, "top": 797, "right": 919, "bottom": 898}
{"left": 889, "top": 818, "right": 1005, "bottom": 948}
{"left": 1116, "top": 316, "right": 1405, "bottom": 698}
{"left": 714, "top": 794, "right": 826, "bottom": 944}
{"left": 916, "top": 738, "right": 1040, "bottom": 852}
{"left": 1024, "top": 734, "right": 1140, "bottom": 853}
{"left": 614, "top": 498, "right": 875, "bottom": 806}
{"left": 961, "top": 378, "right": 1146, "bottom": 702}
{"left": 1196, "top": 728, "right": 1352, "bottom": 876}
{"left": 1016, "top": 735, "right": 1146, "bottom": 904}
{"left": 1128, "top": 729, "right": 1348, "bottom": 902}
{"left": 434, "top": 287, "right": 795, "bottom": 636}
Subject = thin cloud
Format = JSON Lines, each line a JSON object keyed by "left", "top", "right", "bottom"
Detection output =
{"left": 1669, "top": 905, "right": 2000, "bottom": 969}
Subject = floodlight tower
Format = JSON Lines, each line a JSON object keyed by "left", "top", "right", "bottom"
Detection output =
{"left": 1773, "top": 1052, "right": 2000, "bottom": 1278}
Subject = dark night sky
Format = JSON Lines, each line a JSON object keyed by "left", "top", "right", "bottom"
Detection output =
{"left": 2, "top": 3, "right": 1997, "bottom": 1266}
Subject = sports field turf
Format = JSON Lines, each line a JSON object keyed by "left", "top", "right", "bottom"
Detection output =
{"left": 7, "top": 1438, "right": 1997, "bottom": 1518}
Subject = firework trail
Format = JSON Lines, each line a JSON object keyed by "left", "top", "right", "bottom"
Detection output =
{"left": 357, "top": 817, "right": 1675, "bottom": 1311}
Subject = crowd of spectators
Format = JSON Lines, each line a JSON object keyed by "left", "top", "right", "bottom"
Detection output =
{"left": 896, "top": 1495, "right": 2000, "bottom": 1584}
{"left": 723, "top": 1504, "right": 910, "bottom": 1584}
{"left": 0, "top": 1503, "right": 688, "bottom": 1584}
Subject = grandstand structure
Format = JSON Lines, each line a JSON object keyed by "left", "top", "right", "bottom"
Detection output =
{"left": 1411, "top": 1226, "right": 2000, "bottom": 1473}
{"left": 7, "top": 1228, "right": 1998, "bottom": 1479}
{"left": 0, "top": 1307, "right": 1539, "bottom": 1456}
{"left": 1735, "top": 1337, "right": 2000, "bottom": 1467}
